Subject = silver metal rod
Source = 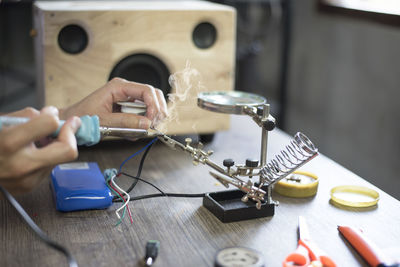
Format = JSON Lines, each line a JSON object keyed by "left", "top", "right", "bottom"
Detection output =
{"left": 99, "top": 126, "right": 159, "bottom": 139}
{"left": 204, "top": 158, "right": 227, "bottom": 174}
{"left": 260, "top": 104, "right": 270, "bottom": 167}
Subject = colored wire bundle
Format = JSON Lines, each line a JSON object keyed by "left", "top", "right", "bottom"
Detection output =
{"left": 104, "top": 137, "right": 157, "bottom": 225}
{"left": 0, "top": 186, "right": 78, "bottom": 267}
{"left": 104, "top": 169, "right": 133, "bottom": 225}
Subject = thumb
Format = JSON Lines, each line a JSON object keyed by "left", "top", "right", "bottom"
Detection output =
{"left": 99, "top": 113, "right": 152, "bottom": 129}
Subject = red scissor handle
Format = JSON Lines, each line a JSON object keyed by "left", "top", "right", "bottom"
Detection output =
{"left": 283, "top": 244, "right": 310, "bottom": 267}
{"left": 283, "top": 240, "right": 337, "bottom": 267}
{"left": 300, "top": 239, "right": 336, "bottom": 267}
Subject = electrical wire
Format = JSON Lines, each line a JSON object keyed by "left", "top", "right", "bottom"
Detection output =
{"left": 113, "top": 191, "right": 206, "bottom": 203}
{"left": 112, "top": 172, "right": 206, "bottom": 203}
{"left": 106, "top": 178, "right": 132, "bottom": 225}
{"left": 0, "top": 186, "right": 78, "bottom": 267}
{"left": 110, "top": 173, "right": 131, "bottom": 223}
{"left": 110, "top": 137, "right": 157, "bottom": 202}
{"left": 124, "top": 138, "right": 157, "bottom": 194}
{"left": 118, "top": 138, "right": 157, "bottom": 173}
{"left": 112, "top": 139, "right": 206, "bottom": 204}
{"left": 120, "top": 172, "right": 165, "bottom": 196}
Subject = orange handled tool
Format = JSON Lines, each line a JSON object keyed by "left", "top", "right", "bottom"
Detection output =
{"left": 338, "top": 226, "right": 398, "bottom": 267}
{"left": 283, "top": 216, "right": 336, "bottom": 267}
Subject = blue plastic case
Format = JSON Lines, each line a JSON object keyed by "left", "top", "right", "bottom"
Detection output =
{"left": 51, "top": 162, "right": 113, "bottom": 212}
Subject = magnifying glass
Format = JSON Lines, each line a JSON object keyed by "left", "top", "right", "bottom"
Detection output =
{"left": 197, "top": 91, "right": 267, "bottom": 115}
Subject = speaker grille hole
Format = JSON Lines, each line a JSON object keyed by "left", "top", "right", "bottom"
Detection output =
{"left": 58, "top": 24, "right": 88, "bottom": 54}
{"left": 109, "top": 54, "right": 171, "bottom": 100}
{"left": 193, "top": 22, "right": 217, "bottom": 49}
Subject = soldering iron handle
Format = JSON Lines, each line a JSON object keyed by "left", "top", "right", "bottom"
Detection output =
{"left": 0, "top": 115, "right": 101, "bottom": 146}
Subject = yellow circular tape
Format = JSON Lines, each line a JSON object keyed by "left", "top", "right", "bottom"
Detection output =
{"left": 330, "top": 185, "right": 379, "bottom": 208}
{"left": 273, "top": 171, "right": 319, "bottom": 198}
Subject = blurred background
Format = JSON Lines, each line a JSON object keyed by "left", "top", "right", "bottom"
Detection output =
{"left": 1, "top": 0, "right": 399, "bottom": 199}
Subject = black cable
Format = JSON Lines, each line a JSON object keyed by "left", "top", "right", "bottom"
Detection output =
{"left": 0, "top": 186, "right": 78, "bottom": 267}
{"left": 113, "top": 192, "right": 206, "bottom": 203}
{"left": 123, "top": 139, "right": 157, "bottom": 195}
{"left": 111, "top": 140, "right": 206, "bottom": 203}
{"left": 120, "top": 172, "right": 165, "bottom": 196}
{"left": 112, "top": 172, "right": 206, "bottom": 203}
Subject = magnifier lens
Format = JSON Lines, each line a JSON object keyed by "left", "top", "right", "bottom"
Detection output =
{"left": 198, "top": 91, "right": 267, "bottom": 115}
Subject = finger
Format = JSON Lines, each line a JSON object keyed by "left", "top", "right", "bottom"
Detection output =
{"left": 0, "top": 113, "right": 59, "bottom": 153}
{"left": 142, "top": 84, "right": 161, "bottom": 122}
{"left": 36, "top": 106, "right": 60, "bottom": 145}
{"left": 99, "top": 112, "right": 151, "bottom": 129}
{"left": 155, "top": 88, "right": 168, "bottom": 120}
{"left": 40, "top": 106, "right": 59, "bottom": 117}
{"left": 34, "top": 116, "right": 81, "bottom": 165}
{"left": 109, "top": 78, "right": 161, "bottom": 121}
{"left": 6, "top": 107, "right": 40, "bottom": 119}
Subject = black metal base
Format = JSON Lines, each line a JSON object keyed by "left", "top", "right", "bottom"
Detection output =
{"left": 203, "top": 189, "right": 275, "bottom": 223}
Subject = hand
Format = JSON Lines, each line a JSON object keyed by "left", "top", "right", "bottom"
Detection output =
{"left": 59, "top": 78, "right": 168, "bottom": 129}
{"left": 0, "top": 107, "right": 81, "bottom": 195}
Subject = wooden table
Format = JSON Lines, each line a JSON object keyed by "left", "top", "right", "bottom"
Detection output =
{"left": 1, "top": 115, "right": 400, "bottom": 266}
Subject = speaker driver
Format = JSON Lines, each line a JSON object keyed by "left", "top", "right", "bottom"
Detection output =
{"left": 193, "top": 22, "right": 217, "bottom": 49}
{"left": 58, "top": 24, "right": 88, "bottom": 54}
{"left": 109, "top": 54, "right": 171, "bottom": 99}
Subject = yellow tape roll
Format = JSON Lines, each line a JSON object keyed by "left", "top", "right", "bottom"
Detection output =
{"left": 273, "top": 171, "right": 319, "bottom": 198}
{"left": 330, "top": 185, "right": 379, "bottom": 208}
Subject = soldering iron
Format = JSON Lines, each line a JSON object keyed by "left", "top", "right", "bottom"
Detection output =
{"left": 0, "top": 115, "right": 161, "bottom": 146}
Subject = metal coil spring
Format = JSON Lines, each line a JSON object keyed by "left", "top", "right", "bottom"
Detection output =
{"left": 260, "top": 132, "right": 318, "bottom": 186}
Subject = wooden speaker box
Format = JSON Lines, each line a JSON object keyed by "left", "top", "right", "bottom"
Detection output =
{"left": 33, "top": 1, "right": 236, "bottom": 135}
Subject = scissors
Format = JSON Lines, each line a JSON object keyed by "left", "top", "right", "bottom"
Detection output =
{"left": 283, "top": 216, "right": 336, "bottom": 267}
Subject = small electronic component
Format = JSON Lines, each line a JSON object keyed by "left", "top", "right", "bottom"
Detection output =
{"left": 51, "top": 162, "right": 113, "bottom": 212}
{"left": 144, "top": 240, "right": 160, "bottom": 266}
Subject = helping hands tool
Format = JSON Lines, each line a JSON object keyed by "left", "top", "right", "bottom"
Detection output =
{"left": 283, "top": 216, "right": 336, "bottom": 267}
{"left": 0, "top": 115, "right": 161, "bottom": 146}
{"left": 157, "top": 91, "right": 318, "bottom": 210}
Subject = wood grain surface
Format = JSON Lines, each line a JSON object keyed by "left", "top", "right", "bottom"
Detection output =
{"left": 33, "top": 1, "right": 236, "bottom": 135}
{"left": 1, "top": 115, "right": 400, "bottom": 266}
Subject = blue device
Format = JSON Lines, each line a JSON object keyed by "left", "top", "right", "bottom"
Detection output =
{"left": 51, "top": 162, "right": 113, "bottom": 212}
